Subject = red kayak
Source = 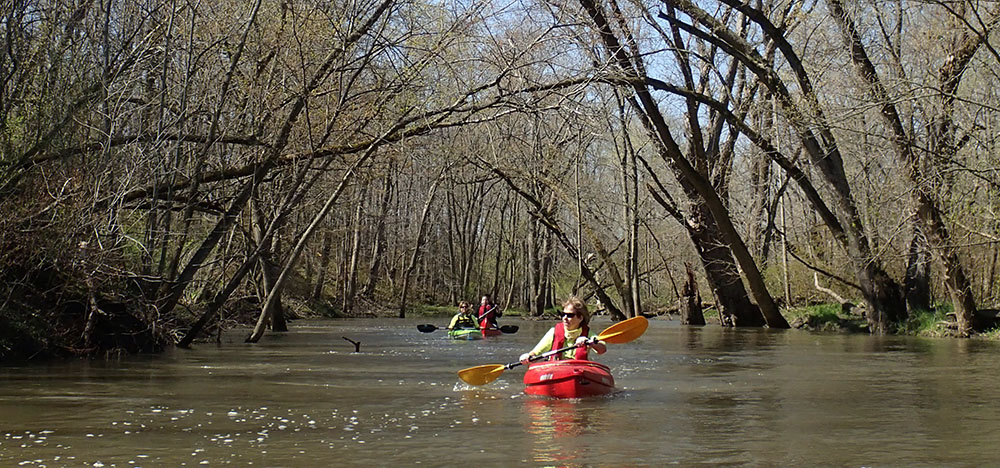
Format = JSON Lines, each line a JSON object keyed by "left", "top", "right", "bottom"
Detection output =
{"left": 481, "top": 328, "right": 502, "bottom": 337}
{"left": 523, "top": 360, "right": 615, "bottom": 399}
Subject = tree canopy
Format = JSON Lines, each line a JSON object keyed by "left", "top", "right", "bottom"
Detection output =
{"left": 2, "top": 0, "right": 999, "bottom": 358}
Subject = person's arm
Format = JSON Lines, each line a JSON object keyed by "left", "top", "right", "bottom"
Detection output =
{"left": 447, "top": 314, "right": 460, "bottom": 329}
{"left": 574, "top": 332, "right": 607, "bottom": 354}
{"left": 519, "top": 328, "right": 555, "bottom": 363}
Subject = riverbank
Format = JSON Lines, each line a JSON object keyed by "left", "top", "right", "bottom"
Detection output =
{"left": 5, "top": 295, "right": 997, "bottom": 362}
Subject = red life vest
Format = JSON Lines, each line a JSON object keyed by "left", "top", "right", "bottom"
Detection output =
{"left": 550, "top": 322, "right": 590, "bottom": 361}
{"left": 478, "top": 304, "right": 498, "bottom": 329}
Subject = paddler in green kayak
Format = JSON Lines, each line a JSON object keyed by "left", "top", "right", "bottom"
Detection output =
{"left": 448, "top": 301, "right": 479, "bottom": 331}
{"left": 519, "top": 296, "right": 606, "bottom": 363}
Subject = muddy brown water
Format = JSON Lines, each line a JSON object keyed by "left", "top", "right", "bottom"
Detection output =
{"left": 2, "top": 318, "right": 999, "bottom": 467}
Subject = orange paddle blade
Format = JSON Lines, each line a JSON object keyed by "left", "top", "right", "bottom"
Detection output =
{"left": 457, "top": 364, "right": 507, "bottom": 386}
{"left": 596, "top": 316, "right": 648, "bottom": 344}
{"left": 456, "top": 316, "right": 648, "bottom": 386}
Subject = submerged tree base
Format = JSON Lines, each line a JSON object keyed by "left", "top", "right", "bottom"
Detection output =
{"left": 1, "top": 295, "right": 169, "bottom": 362}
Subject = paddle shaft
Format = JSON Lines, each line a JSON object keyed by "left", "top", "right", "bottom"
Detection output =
{"left": 476, "top": 305, "right": 500, "bottom": 322}
{"left": 457, "top": 316, "right": 647, "bottom": 386}
{"left": 501, "top": 338, "right": 597, "bottom": 370}
{"left": 418, "top": 323, "right": 517, "bottom": 333}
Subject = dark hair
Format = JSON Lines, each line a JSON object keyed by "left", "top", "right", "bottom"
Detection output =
{"left": 562, "top": 296, "right": 590, "bottom": 327}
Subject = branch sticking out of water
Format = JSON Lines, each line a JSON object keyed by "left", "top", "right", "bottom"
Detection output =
{"left": 342, "top": 336, "right": 361, "bottom": 352}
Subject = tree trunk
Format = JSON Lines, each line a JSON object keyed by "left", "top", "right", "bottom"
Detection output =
{"left": 362, "top": 170, "right": 393, "bottom": 298}
{"left": 166, "top": 2, "right": 395, "bottom": 322}
{"left": 247, "top": 141, "right": 388, "bottom": 343}
{"left": 311, "top": 229, "right": 333, "bottom": 301}
{"left": 251, "top": 189, "right": 286, "bottom": 332}
{"left": 646, "top": 183, "right": 766, "bottom": 327}
{"left": 398, "top": 178, "right": 442, "bottom": 318}
{"left": 343, "top": 185, "right": 367, "bottom": 315}
{"left": 619, "top": 127, "right": 637, "bottom": 318}
{"left": 904, "top": 225, "right": 931, "bottom": 314}
{"left": 679, "top": 263, "right": 706, "bottom": 325}
{"left": 829, "top": 0, "right": 988, "bottom": 335}
{"left": 492, "top": 166, "right": 626, "bottom": 320}
{"left": 691, "top": 208, "right": 767, "bottom": 327}
{"left": 527, "top": 215, "right": 544, "bottom": 316}
{"left": 579, "top": 0, "right": 787, "bottom": 328}
{"left": 542, "top": 230, "right": 555, "bottom": 311}
{"left": 663, "top": 0, "right": 907, "bottom": 332}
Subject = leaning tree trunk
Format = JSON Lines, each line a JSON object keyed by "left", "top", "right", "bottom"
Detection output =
{"left": 689, "top": 206, "right": 767, "bottom": 327}
{"left": 155, "top": 0, "right": 266, "bottom": 317}
{"left": 169, "top": 1, "right": 396, "bottom": 324}
{"left": 578, "top": 0, "right": 786, "bottom": 328}
{"left": 829, "top": 0, "right": 987, "bottom": 335}
{"left": 247, "top": 137, "right": 388, "bottom": 343}
{"left": 666, "top": 0, "right": 906, "bottom": 332}
{"left": 646, "top": 183, "right": 766, "bottom": 327}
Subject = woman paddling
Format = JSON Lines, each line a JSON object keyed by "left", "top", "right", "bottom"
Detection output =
{"left": 477, "top": 295, "right": 501, "bottom": 330}
{"left": 519, "top": 297, "right": 606, "bottom": 364}
{"left": 448, "top": 301, "right": 479, "bottom": 330}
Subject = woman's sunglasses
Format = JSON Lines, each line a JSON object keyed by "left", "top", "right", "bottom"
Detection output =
{"left": 560, "top": 312, "right": 579, "bottom": 318}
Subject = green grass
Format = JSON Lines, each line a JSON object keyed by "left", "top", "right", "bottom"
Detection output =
{"left": 897, "top": 308, "right": 949, "bottom": 336}
{"left": 411, "top": 304, "right": 457, "bottom": 317}
{"left": 786, "top": 303, "right": 841, "bottom": 322}
{"left": 978, "top": 326, "right": 1000, "bottom": 340}
{"left": 785, "top": 303, "right": 866, "bottom": 332}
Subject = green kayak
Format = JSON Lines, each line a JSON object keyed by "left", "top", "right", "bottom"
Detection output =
{"left": 448, "top": 328, "right": 483, "bottom": 340}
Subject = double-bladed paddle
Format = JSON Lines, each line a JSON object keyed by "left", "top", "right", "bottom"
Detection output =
{"left": 416, "top": 324, "right": 519, "bottom": 334}
{"left": 456, "top": 315, "right": 649, "bottom": 386}
{"left": 476, "top": 305, "right": 500, "bottom": 322}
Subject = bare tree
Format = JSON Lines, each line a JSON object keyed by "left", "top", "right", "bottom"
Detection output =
{"left": 827, "top": 0, "right": 998, "bottom": 335}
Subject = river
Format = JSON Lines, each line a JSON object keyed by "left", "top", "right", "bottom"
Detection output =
{"left": 2, "top": 317, "right": 999, "bottom": 467}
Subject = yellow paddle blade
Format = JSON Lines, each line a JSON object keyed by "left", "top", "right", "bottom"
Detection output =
{"left": 596, "top": 316, "right": 648, "bottom": 344}
{"left": 457, "top": 364, "right": 507, "bottom": 386}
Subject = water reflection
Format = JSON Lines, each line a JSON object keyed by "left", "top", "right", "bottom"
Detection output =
{"left": 524, "top": 397, "right": 595, "bottom": 466}
{"left": 6, "top": 318, "right": 1000, "bottom": 466}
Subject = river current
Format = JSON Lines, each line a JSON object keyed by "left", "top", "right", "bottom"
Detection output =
{"left": 2, "top": 317, "right": 999, "bottom": 467}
